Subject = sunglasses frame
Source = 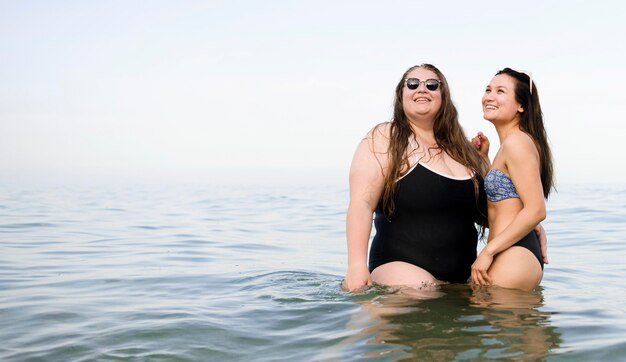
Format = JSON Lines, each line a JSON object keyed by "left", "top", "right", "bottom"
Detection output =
{"left": 405, "top": 78, "right": 442, "bottom": 91}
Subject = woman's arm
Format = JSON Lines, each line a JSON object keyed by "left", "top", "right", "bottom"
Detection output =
{"left": 471, "top": 133, "right": 546, "bottom": 284}
{"left": 343, "top": 127, "right": 387, "bottom": 292}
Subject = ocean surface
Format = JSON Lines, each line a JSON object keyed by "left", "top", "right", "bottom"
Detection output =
{"left": 1, "top": 181, "right": 625, "bottom": 361}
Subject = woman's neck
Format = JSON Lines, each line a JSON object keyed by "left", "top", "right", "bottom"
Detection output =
{"left": 495, "top": 121, "right": 519, "bottom": 143}
{"left": 408, "top": 121, "right": 436, "bottom": 144}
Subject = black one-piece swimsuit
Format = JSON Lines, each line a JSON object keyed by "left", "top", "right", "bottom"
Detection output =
{"left": 368, "top": 163, "right": 486, "bottom": 283}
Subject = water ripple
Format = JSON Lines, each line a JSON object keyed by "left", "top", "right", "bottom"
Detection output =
{"left": 1, "top": 183, "right": 626, "bottom": 360}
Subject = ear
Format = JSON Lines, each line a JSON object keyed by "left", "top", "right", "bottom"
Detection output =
{"left": 518, "top": 104, "right": 524, "bottom": 113}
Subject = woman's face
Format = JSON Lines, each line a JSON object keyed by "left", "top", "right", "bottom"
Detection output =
{"left": 482, "top": 74, "right": 523, "bottom": 124}
{"left": 402, "top": 67, "right": 442, "bottom": 121}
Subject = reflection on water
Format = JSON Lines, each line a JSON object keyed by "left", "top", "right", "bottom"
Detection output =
{"left": 344, "top": 285, "right": 562, "bottom": 361}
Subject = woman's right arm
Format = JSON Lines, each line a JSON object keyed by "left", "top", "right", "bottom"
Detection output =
{"left": 344, "top": 127, "right": 387, "bottom": 292}
{"left": 472, "top": 131, "right": 491, "bottom": 170}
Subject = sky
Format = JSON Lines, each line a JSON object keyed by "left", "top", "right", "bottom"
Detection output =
{"left": 1, "top": 0, "right": 625, "bottom": 186}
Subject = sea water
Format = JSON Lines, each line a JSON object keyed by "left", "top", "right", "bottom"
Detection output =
{"left": 1, "top": 181, "right": 625, "bottom": 361}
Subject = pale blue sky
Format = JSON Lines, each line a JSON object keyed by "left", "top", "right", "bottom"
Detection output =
{"left": 1, "top": 0, "right": 624, "bottom": 186}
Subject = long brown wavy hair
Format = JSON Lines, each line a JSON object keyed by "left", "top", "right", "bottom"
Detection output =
{"left": 496, "top": 68, "right": 554, "bottom": 198}
{"left": 374, "top": 64, "right": 488, "bottom": 221}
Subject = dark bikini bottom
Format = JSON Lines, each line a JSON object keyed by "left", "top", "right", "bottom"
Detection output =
{"left": 513, "top": 231, "right": 544, "bottom": 270}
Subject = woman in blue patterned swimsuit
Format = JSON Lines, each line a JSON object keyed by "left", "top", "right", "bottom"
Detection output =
{"left": 471, "top": 68, "right": 554, "bottom": 291}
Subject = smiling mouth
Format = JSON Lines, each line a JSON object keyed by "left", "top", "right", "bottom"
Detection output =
{"left": 414, "top": 98, "right": 430, "bottom": 103}
{"left": 484, "top": 105, "right": 498, "bottom": 110}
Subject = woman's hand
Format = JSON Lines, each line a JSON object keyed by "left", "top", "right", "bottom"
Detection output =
{"left": 343, "top": 265, "right": 372, "bottom": 292}
{"left": 471, "top": 132, "right": 490, "bottom": 160}
{"left": 471, "top": 250, "right": 494, "bottom": 286}
{"left": 534, "top": 223, "right": 549, "bottom": 264}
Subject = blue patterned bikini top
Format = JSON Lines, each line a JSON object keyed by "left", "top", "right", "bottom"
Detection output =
{"left": 485, "top": 169, "right": 520, "bottom": 202}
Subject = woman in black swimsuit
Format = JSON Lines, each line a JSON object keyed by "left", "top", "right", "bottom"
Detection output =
{"left": 343, "top": 64, "right": 489, "bottom": 291}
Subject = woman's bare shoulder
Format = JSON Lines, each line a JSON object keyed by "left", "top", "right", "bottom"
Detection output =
{"left": 364, "top": 122, "right": 392, "bottom": 153}
{"left": 365, "top": 122, "right": 392, "bottom": 137}
{"left": 501, "top": 130, "right": 539, "bottom": 165}
{"left": 502, "top": 130, "right": 536, "bottom": 152}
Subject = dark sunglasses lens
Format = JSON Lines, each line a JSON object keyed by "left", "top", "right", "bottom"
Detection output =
{"left": 406, "top": 78, "right": 420, "bottom": 90}
{"left": 425, "top": 80, "right": 440, "bottom": 91}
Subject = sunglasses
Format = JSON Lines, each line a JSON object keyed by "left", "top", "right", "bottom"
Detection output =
{"left": 405, "top": 78, "right": 442, "bottom": 91}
